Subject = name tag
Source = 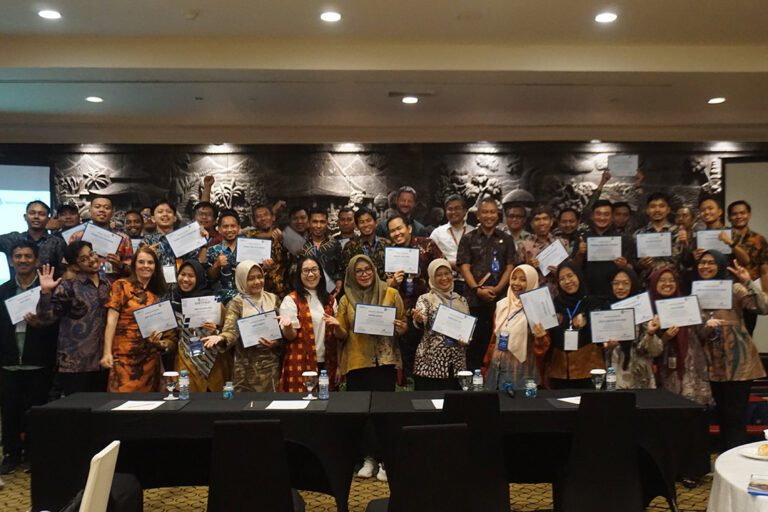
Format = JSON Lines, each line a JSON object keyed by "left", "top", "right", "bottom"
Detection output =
{"left": 564, "top": 329, "right": 579, "bottom": 351}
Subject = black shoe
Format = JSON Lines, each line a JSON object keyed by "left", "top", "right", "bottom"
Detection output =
{"left": 0, "top": 456, "right": 20, "bottom": 475}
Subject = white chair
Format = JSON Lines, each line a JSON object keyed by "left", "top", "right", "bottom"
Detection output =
{"left": 79, "top": 441, "right": 121, "bottom": 512}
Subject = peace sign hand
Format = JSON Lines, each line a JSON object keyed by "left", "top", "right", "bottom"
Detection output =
{"left": 727, "top": 260, "right": 750, "bottom": 284}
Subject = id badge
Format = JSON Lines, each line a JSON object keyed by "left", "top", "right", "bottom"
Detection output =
{"left": 564, "top": 329, "right": 579, "bottom": 351}
{"left": 190, "top": 337, "right": 204, "bottom": 357}
{"left": 668, "top": 356, "right": 677, "bottom": 370}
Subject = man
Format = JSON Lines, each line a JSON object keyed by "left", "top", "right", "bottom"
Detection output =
{"left": 387, "top": 214, "right": 444, "bottom": 377}
{"left": 675, "top": 206, "right": 697, "bottom": 233}
{"left": 728, "top": 200, "right": 767, "bottom": 335}
{"left": 53, "top": 203, "right": 81, "bottom": 231}
{"left": 124, "top": 209, "right": 144, "bottom": 252}
{"left": 457, "top": 197, "right": 516, "bottom": 371}
{"left": 503, "top": 204, "right": 531, "bottom": 242}
{"left": 36, "top": 241, "right": 110, "bottom": 395}
{"left": 68, "top": 196, "right": 133, "bottom": 281}
{"left": 140, "top": 207, "right": 156, "bottom": 235}
{"left": 376, "top": 186, "right": 428, "bottom": 237}
{"left": 193, "top": 201, "right": 223, "bottom": 246}
{"left": 242, "top": 204, "right": 287, "bottom": 298}
{"left": 554, "top": 207, "right": 582, "bottom": 255}
{"left": 0, "top": 241, "right": 57, "bottom": 474}
{"left": 429, "top": 194, "right": 475, "bottom": 295}
{"left": 634, "top": 192, "right": 688, "bottom": 281}
{"left": 207, "top": 209, "right": 243, "bottom": 304}
{"left": 334, "top": 206, "right": 357, "bottom": 249}
{"left": 341, "top": 207, "right": 391, "bottom": 280}
{"left": 141, "top": 200, "right": 207, "bottom": 268}
{"left": 693, "top": 196, "right": 729, "bottom": 262}
{"left": 301, "top": 207, "right": 343, "bottom": 294}
{"left": 612, "top": 201, "right": 633, "bottom": 235}
{"left": 0, "top": 200, "right": 66, "bottom": 276}
{"left": 516, "top": 205, "right": 569, "bottom": 290}
{"left": 574, "top": 199, "right": 635, "bottom": 299}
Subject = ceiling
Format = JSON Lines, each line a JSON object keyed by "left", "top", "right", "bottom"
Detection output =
{"left": 0, "top": 0, "right": 767, "bottom": 144}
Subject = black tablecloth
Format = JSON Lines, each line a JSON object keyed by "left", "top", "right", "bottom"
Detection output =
{"left": 29, "top": 392, "right": 371, "bottom": 512}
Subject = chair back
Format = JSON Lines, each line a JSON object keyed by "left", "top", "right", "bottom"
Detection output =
{"left": 79, "top": 441, "right": 121, "bottom": 512}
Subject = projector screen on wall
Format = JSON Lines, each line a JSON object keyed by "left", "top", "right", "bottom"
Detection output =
{"left": 0, "top": 165, "right": 52, "bottom": 285}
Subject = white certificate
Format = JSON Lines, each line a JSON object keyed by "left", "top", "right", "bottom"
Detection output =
{"left": 353, "top": 304, "right": 397, "bottom": 336}
{"left": 181, "top": 295, "right": 222, "bottom": 328}
{"left": 133, "top": 300, "right": 177, "bottom": 339}
{"left": 165, "top": 221, "right": 207, "bottom": 258}
{"left": 236, "top": 237, "right": 272, "bottom": 263}
{"left": 537, "top": 240, "right": 569, "bottom": 276}
{"left": 587, "top": 236, "right": 622, "bottom": 262}
{"left": 696, "top": 229, "right": 732, "bottom": 254}
{"left": 607, "top": 154, "right": 639, "bottom": 177}
{"left": 237, "top": 310, "right": 283, "bottom": 348}
{"left": 384, "top": 247, "right": 420, "bottom": 274}
{"left": 636, "top": 232, "right": 672, "bottom": 258}
{"left": 518, "top": 286, "right": 559, "bottom": 330}
{"left": 4, "top": 286, "right": 41, "bottom": 325}
{"left": 589, "top": 309, "right": 636, "bottom": 344}
{"left": 691, "top": 280, "right": 733, "bottom": 310}
{"left": 431, "top": 305, "right": 477, "bottom": 343}
{"left": 62, "top": 223, "right": 87, "bottom": 242}
{"left": 162, "top": 265, "right": 177, "bottom": 284}
{"left": 81, "top": 223, "right": 122, "bottom": 256}
{"left": 655, "top": 296, "right": 703, "bottom": 329}
{"left": 611, "top": 291, "right": 654, "bottom": 325}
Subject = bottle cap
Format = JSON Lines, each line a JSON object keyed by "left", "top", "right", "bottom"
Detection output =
{"left": 180, "top": 370, "right": 188, "bottom": 376}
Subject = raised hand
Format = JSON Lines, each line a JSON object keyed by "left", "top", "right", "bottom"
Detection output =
{"left": 646, "top": 314, "right": 661, "bottom": 336}
{"left": 727, "top": 260, "right": 750, "bottom": 284}
{"left": 532, "top": 322, "right": 547, "bottom": 339}
{"left": 38, "top": 264, "right": 62, "bottom": 294}
{"left": 203, "top": 175, "right": 215, "bottom": 188}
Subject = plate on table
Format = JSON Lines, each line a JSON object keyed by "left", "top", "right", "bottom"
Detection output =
{"left": 740, "top": 445, "right": 768, "bottom": 461}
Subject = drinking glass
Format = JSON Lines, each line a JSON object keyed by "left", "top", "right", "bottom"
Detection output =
{"left": 163, "top": 371, "right": 179, "bottom": 401}
{"left": 457, "top": 371, "right": 473, "bottom": 391}
{"left": 590, "top": 369, "right": 606, "bottom": 391}
{"left": 302, "top": 371, "right": 318, "bottom": 400}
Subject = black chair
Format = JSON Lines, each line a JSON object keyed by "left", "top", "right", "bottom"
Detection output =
{"left": 366, "top": 423, "right": 471, "bottom": 512}
{"left": 443, "top": 391, "right": 510, "bottom": 512}
{"left": 553, "top": 392, "right": 644, "bottom": 512}
{"left": 207, "top": 419, "right": 304, "bottom": 512}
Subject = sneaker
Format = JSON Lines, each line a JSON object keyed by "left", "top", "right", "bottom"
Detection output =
{"left": 0, "top": 456, "right": 20, "bottom": 475}
{"left": 356, "top": 457, "right": 376, "bottom": 478}
{"left": 376, "top": 464, "right": 388, "bottom": 482}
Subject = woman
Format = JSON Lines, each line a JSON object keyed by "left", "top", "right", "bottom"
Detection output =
{"left": 649, "top": 267, "right": 711, "bottom": 406}
{"left": 604, "top": 266, "right": 663, "bottom": 389}
{"left": 483, "top": 264, "right": 550, "bottom": 390}
{"left": 101, "top": 246, "right": 175, "bottom": 392}
{"left": 411, "top": 258, "right": 470, "bottom": 390}
{"left": 697, "top": 250, "right": 767, "bottom": 449}
{"left": 324, "top": 254, "right": 407, "bottom": 481}
{"left": 173, "top": 259, "right": 232, "bottom": 392}
{"left": 278, "top": 255, "right": 339, "bottom": 392}
{"left": 202, "top": 260, "right": 289, "bottom": 392}
{"left": 545, "top": 260, "right": 604, "bottom": 389}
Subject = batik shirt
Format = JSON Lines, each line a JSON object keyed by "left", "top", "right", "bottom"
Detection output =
{"left": 206, "top": 241, "right": 238, "bottom": 304}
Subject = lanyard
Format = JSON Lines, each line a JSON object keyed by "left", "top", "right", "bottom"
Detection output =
{"left": 313, "top": 243, "right": 319, "bottom": 258}
{"left": 242, "top": 294, "right": 264, "bottom": 313}
{"left": 566, "top": 299, "right": 583, "bottom": 328}
{"left": 363, "top": 237, "right": 378, "bottom": 257}
{"left": 449, "top": 226, "right": 466, "bottom": 247}
{"left": 504, "top": 307, "right": 524, "bottom": 328}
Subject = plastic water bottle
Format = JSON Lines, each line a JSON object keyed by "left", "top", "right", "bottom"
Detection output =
{"left": 606, "top": 367, "right": 617, "bottom": 392}
{"left": 472, "top": 369, "right": 483, "bottom": 391}
{"left": 222, "top": 381, "right": 234, "bottom": 400}
{"left": 524, "top": 378, "right": 538, "bottom": 398}
{"left": 318, "top": 370, "right": 330, "bottom": 400}
{"left": 179, "top": 370, "right": 190, "bottom": 400}
{"left": 498, "top": 330, "right": 509, "bottom": 352}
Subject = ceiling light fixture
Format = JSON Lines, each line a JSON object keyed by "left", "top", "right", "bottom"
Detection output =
{"left": 590, "top": 139, "right": 602, "bottom": 144}
{"left": 38, "top": 9, "right": 62, "bottom": 20}
{"left": 708, "top": 97, "right": 726, "bottom": 104}
{"left": 85, "top": 96, "right": 104, "bottom": 103}
{"left": 401, "top": 96, "right": 419, "bottom": 105}
{"left": 320, "top": 11, "right": 342, "bottom": 23}
{"left": 594, "top": 12, "right": 617, "bottom": 23}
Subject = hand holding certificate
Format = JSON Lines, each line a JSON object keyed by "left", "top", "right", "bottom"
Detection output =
{"left": 384, "top": 247, "right": 419, "bottom": 274}
{"left": 4, "top": 286, "right": 41, "bottom": 325}
{"left": 133, "top": 300, "right": 177, "bottom": 338}
{"left": 236, "top": 237, "right": 272, "bottom": 263}
{"left": 181, "top": 295, "right": 222, "bottom": 328}
{"left": 537, "top": 240, "right": 569, "bottom": 276}
{"left": 636, "top": 232, "right": 672, "bottom": 258}
{"left": 691, "top": 280, "right": 733, "bottom": 310}
{"left": 607, "top": 154, "right": 639, "bottom": 177}
{"left": 431, "top": 305, "right": 477, "bottom": 344}
{"left": 611, "top": 291, "right": 654, "bottom": 325}
{"left": 697, "top": 229, "right": 732, "bottom": 254}
{"left": 353, "top": 304, "right": 397, "bottom": 336}
{"left": 587, "top": 236, "right": 622, "bottom": 262}
{"left": 165, "top": 221, "right": 207, "bottom": 258}
{"left": 518, "top": 286, "right": 559, "bottom": 330}
{"left": 82, "top": 223, "right": 123, "bottom": 256}
{"left": 655, "top": 296, "right": 703, "bottom": 329}
{"left": 590, "top": 309, "right": 636, "bottom": 344}
{"left": 62, "top": 223, "right": 87, "bottom": 242}
{"left": 237, "top": 310, "right": 283, "bottom": 348}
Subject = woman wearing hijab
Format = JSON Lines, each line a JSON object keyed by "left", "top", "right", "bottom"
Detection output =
{"left": 410, "top": 258, "right": 470, "bottom": 391}
{"left": 696, "top": 250, "right": 767, "bottom": 449}
{"left": 483, "top": 264, "right": 550, "bottom": 391}
{"left": 278, "top": 255, "right": 339, "bottom": 392}
{"left": 202, "top": 260, "right": 290, "bottom": 392}
{"left": 173, "top": 259, "right": 232, "bottom": 392}
{"left": 649, "top": 266, "right": 711, "bottom": 406}
{"left": 604, "top": 266, "right": 663, "bottom": 389}
{"left": 545, "top": 260, "right": 604, "bottom": 389}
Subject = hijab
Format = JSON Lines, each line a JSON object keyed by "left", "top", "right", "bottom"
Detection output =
{"left": 553, "top": 260, "right": 594, "bottom": 350}
{"left": 494, "top": 264, "right": 539, "bottom": 363}
{"left": 236, "top": 260, "right": 277, "bottom": 316}
{"left": 648, "top": 266, "right": 688, "bottom": 380}
{"left": 609, "top": 266, "right": 640, "bottom": 371}
{"left": 427, "top": 258, "right": 456, "bottom": 305}
{"left": 171, "top": 259, "right": 212, "bottom": 312}
{"left": 343, "top": 254, "right": 389, "bottom": 307}
{"left": 700, "top": 250, "right": 729, "bottom": 280}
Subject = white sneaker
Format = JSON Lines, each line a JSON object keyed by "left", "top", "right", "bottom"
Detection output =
{"left": 376, "top": 464, "right": 388, "bottom": 482}
{"left": 357, "top": 457, "right": 376, "bottom": 478}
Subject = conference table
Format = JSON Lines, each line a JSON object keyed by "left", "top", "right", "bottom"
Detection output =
{"left": 709, "top": 441, "right": 768, "bottom": 512}
{"left": 29, "top": 389, "right": 709, "bottom": 512}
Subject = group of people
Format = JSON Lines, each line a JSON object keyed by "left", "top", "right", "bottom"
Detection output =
{"left": 0, "top": 172, "right": 766, "bottom": 481}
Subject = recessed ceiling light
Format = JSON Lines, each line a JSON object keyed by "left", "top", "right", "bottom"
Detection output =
{"left": 402, "top": 96, "right": 419, "bottom": 105}
{"left": 590, "top": 139, "right": 602, "bottom": 144}
{"left": 38, "top": 10, "right": 61, "bottom": 20}
{"left": 708, "top": 97, "right": 726, "bottom": 104}
{"left": 595, "top": 12, "right": 617, "bottom": 23}
{"left": 320, "top": 11, "right": 342, "bottom": 23}
{"left": 85, "top": 96, "right": 104, "bottom": 103}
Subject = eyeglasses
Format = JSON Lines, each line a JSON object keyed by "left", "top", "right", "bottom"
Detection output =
{"left": 301, "top": 268, "right": 321, "bottom": 276}
{"left": 355, "top": 268, "right": 374, "bottom": 276}
{"left": 698, "top": 260, "right": 717, "bottom": 267}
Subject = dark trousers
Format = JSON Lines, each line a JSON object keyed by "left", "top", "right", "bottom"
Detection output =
{"left": 57, "top": 370, "right": 109, "bottom": 396}
{"left": 0, "top": 367, "right": 51, "bottom": 459}
{"left": 346, "top": 365, "right": 396, "bottom": 461}
{"left": 413, "top": 375, "right": 460, "bottom": 391}
{"left": 744, "top": 309, "right": 758, "bottom": 337}
{"left": 400, "top": 319, "right": 423, "bottom": 379}
{"left": 711, "top": 380, "right": 753, "bottom": 450}
{"left": 467, "top": 303, "right": 495, "bottom": 371}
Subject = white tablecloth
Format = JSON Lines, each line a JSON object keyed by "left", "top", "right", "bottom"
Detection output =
{"left": 709, "top": 441, "right": 768, "bottom": 512}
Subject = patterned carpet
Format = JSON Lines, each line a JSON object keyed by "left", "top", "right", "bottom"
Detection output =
{"left": 0, "top": 471, "right": 712, "bottom": 511}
